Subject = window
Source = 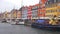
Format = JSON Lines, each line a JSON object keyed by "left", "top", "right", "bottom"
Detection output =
{"left": 22, "top": 16, "right": 27, "bottom": 18}
{"left": 54, "top": 10, "right": 57, "bottom": 12}
{"left": 12, "top": 19, "right": 15, "bottom": 22}
{"left": 48, "top": 0, "right": 54, "bottom": 4}
{"left": 48, "top": 10, "right": 51, "bottom": 13}
{"left": 51, "top": 10, "right": 53, "bottom": 13}
{"left": 57, "top": 0, "right": 60, "bottom": 3}
{"left": 32, "top": 14, "right": 37, "bottom": 16}
{"left": 54, "top": 0, "right": 57, "bottom": 3}
{"left": 57, "top": 9, "right": 60, "bottom": 12}
{"left": 39, "top": 12, "right": 42, "bottom": 14}
{"left": 32, "top": 6, "right": 38, "bottom": 10}
{"left": 46, "top": 10, "right": 54, "bottom": 13}
{"left": 32, "top": 15, "right": 37, "bottom": 18}
{"left": 32, "top": 11, "right": 37, "bottom": 14}
{"left": 58, "top": 3, "right": 60, "bottom": 6}
{"left": 45, "top": 2, "right": 49, "bottom": 5}
{"left": 46, "top": 15, "right": 53, "bottom": 17}
{"left": 46, "top": 10, "right": 48, "bottom": 13}
{"left": 32, "top": 10, "right": 38, "bottom": 12}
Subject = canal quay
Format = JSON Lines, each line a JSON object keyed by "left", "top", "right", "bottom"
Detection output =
{"left": 0, "top": 23, "right": 59, "bottom": 34}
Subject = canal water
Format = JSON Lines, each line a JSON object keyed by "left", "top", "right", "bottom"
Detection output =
{"left": 0, "top": 23, "right": 60, "bottom": 34}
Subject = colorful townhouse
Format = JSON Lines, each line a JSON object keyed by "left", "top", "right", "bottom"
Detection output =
{"left": 45, "top": 0, "right": 60, "bottom": 17}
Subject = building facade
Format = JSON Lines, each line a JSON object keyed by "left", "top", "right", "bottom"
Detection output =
{"left": 11, "top": 9, "right": 22, "bottom": 19}
{"left": 45, "top": 0, "right": 60, "bottom": 17}
{"left": 27, "top": 6, "right": 32, "bottom": 19}
{"left": 16, "top": 11, "right": 21, "bottom": 19}
{"left": 21, "top": 6, "right": 28, "bottom": 19}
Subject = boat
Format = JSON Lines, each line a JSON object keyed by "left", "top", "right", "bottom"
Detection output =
{"left": 31, "top": 17, "right": 60, "bottom": 30}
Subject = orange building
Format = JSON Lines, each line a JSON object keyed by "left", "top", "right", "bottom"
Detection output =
{"left": 17, "top": 11, "right": 21, "bottom": 19}
{"left": 37, "top": 0, "right": 46, "bottom": 18}
{"left": 38, "top": 9, "right": 45, "bottom": 17}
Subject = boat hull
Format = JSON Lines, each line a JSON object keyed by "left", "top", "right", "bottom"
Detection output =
{"left": 31, "top": 23, "right": 60, "bottom": 30}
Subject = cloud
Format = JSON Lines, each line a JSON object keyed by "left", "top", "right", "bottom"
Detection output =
{"left": 0, "top": 0, "right": 39, "bottom": 12}
{"left": 23, "top": 0, "right": 39, "bottom": 6}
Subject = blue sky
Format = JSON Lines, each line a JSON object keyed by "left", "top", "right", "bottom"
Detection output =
{"left": 0, "top": 0, "right": 39, "bottom": 12}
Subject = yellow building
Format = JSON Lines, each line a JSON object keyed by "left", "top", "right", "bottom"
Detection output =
{"left": 3, "top": 11, "right": 8, "bottom": 19}
{"left": 11, "top": 9, "right": 17, "bottom": 19}
{"left": 3, "top": 11, "right": 11, "bottom": 19}
{"left": 11, "top": 9, "right": 21, "bottom": 19}
{"left": 45, "top": 3, "right": 60, "bottom": 17}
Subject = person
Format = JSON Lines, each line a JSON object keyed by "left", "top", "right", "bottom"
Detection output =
{"left": 49, "top": 15, "right": 58, "bottom": 25}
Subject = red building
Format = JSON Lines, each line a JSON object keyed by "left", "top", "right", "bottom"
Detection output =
{"left": 27, "top": 6, "right": 32, "bottom": 19}
{"left": 19, "top": 0, "right": 47, "bottom": 19}
{"left": 27, "top": 4, "right": 46, "bottom": 19}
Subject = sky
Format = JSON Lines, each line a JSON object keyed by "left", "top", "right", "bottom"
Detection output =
{"left": 0, "top": 0, "right": 39, "bottom": 12}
